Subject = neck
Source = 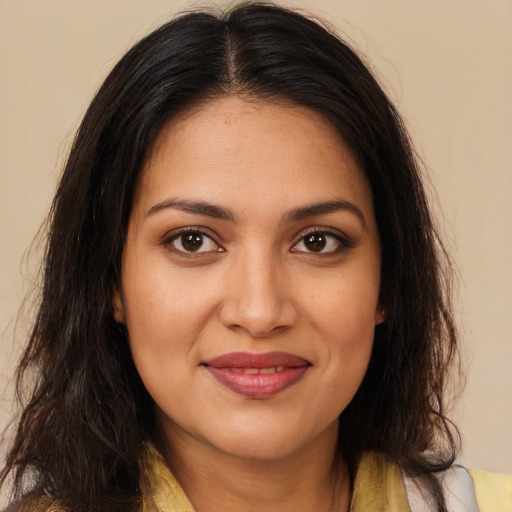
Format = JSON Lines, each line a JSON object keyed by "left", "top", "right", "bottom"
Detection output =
{"left": 155, "top": 420, "right": 351, "bottom": 512}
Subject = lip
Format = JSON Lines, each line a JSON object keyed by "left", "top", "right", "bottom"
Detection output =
{"left": 202, "top": 351, "right": 311, "bottom": 399}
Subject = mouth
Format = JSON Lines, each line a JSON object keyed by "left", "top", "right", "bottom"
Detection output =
{"left": 202, "top": 351, "right": 311, "bottom": 399}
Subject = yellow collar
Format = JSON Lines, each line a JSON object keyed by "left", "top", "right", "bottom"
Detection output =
{"left": 142, "top": 443, "right": 410, "bottom": 512}
{"left": 351, "top": 451, "right": 411, "bottom": 511}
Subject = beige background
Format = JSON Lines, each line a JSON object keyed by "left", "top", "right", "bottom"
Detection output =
{"left": 1, "top": 0, "right": 511, "bottom": 478}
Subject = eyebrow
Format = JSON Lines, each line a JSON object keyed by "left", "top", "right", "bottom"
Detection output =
{"left": 146, "top": 198, "right": 235, "bottom": 221}
{"left": 145, "top": 197, "right": 367, "bottom": 228}
{"left": 284, "top": 200, "right": 368, "bottom": 230}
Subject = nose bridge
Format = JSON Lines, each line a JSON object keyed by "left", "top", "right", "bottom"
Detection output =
{"left": 219, "top": 245, "right": 297, "bottom": 337}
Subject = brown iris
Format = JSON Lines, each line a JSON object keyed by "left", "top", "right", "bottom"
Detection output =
{"left": 304, "top": 233, "right": 327, "bottom": 252}
{"left": 182, "top": 233, "right": 204, "bottom": 251}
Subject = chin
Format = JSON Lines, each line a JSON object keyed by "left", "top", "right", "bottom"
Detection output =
{"left": 202, "top": 416, "right": 336, "bottom": 462}
{"left": 214, "top": 433, "right": 306, "bottom": 461}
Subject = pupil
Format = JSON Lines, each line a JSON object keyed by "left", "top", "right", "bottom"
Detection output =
{"left": 305, "top": 233, "right": 326, "bottom": 252}
{"left": 182, "top": 233, "right": 203, "bottom": 251}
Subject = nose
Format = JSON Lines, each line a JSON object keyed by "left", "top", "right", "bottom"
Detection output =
{"left": 218, "top": 252, "right": 299, "bottom": 338}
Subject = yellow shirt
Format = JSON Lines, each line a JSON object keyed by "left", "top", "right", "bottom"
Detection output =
{"left": 141, "top": 443, "right": 512, "bottom": 512}
{"left": 469, "top": 467, "right": 512, "bottom": 511}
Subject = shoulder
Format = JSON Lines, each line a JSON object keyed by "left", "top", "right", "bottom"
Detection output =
{"left": 404, "top": 463, "right": 512, "bottom": 512}
{"left": 468, "top": 467, "right": 512, "bottom": 512}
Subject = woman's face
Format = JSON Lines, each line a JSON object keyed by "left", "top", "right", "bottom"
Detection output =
{"left": 113, "top": 97, "right": 383, "bottom": 461}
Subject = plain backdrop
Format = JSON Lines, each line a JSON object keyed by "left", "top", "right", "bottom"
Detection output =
{"left": 1, "top": 0, "right": 511, "bottom": 479}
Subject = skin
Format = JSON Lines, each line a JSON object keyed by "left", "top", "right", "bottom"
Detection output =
{"left": 113, "top": 96, "right": 383, "bottom": 512}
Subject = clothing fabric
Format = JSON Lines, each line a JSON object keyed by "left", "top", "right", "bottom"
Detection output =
{"left": 141, "top": 443, "right": 512, "bottom": 512}
{"left": 404, "top": 464, "right": 479, "bottom": 511}
{"left": 4, "top": 444, "right": 510, "bottom": 511}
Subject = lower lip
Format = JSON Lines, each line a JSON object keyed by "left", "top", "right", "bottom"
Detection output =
{"left": 205, "top": 366, "right": 309, "bottom": 399}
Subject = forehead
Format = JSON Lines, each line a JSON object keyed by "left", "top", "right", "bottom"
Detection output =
{"left": 134, "top": 96, "right": 374, "bottom": 222}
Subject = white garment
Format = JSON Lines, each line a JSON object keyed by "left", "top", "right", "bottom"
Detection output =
{"left": 404, "top": 465, "right": 480, "bottom": 512}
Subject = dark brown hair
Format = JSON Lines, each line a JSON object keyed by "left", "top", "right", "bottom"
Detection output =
{"left": 1, "top": 2, "right": 459, "bottom": 511}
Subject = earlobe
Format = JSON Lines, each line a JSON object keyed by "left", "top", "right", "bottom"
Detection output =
{"left": 111, "top": 286, "right": 125, "bottom": 324}
{"left": 375, "top": 305, "right": 385, "bottom": 325}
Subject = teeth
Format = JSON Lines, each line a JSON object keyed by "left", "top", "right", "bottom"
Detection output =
{"left": 239, "top": 367, "right": 287, "bottom": 374}
{"left": 220, "top": 366, "right": 288, "bottom": 374}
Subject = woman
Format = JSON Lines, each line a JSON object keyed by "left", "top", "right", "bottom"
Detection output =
{"left": 1, "top": 3, "right": 510, "bottom": 511}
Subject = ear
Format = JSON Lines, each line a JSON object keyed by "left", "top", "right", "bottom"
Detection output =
{"left": 111, "top": 286, "right": 125, "bottom": 324}
{"left": 375, "top": 304, "right": 385, "bottom": 325}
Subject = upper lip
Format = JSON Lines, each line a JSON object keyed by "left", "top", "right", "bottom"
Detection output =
{"left": 202, "top": 351, "right": 310, "bottom": 369}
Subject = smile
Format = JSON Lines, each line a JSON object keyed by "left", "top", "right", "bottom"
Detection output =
{"left": 202, "top": 351, "right": 310, "bottom": 399}
{"left": 231, "top": 366, "right": 286, "bottom": 374}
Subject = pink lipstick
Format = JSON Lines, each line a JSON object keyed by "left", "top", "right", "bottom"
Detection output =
{"left": 202, "top": 351, "right": 310, "bottom": 398}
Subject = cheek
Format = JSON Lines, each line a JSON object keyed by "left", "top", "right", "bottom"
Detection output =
{"left": 121, "top": 259, "right": 220, "bottom": 367}
{"left": 304, "top": 270, "right": 379, "bottom": 380}
{"left": 314, "top": 309, "right": 375, "bottom": 419}
{"left": 305, "top": 267, "right": 380, "bottom": 337}
{"left": 121, "top": 267, "right": 218, "bottom": 417}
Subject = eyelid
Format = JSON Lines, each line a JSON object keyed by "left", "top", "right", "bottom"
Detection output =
{"left": 163, "top": 225, "right": 221, "bottom": 240}
{"left": 292, "top": 226, "right": 350, "bottom": 243}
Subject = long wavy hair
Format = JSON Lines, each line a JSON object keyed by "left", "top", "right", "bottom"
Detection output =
{"left": 1, "top": 3, "right": 459, "bottom": 511}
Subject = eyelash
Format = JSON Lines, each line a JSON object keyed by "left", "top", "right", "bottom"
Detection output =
{"left": 161, "top": 227, "right": 353, "bottom": 256}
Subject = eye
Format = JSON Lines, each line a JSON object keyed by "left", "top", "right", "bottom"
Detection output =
{"left": 164, "top": 230, "right": 223, "bottom": 254}
{"left": 292, "top": 231, "right": 346, "bottom": 254}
